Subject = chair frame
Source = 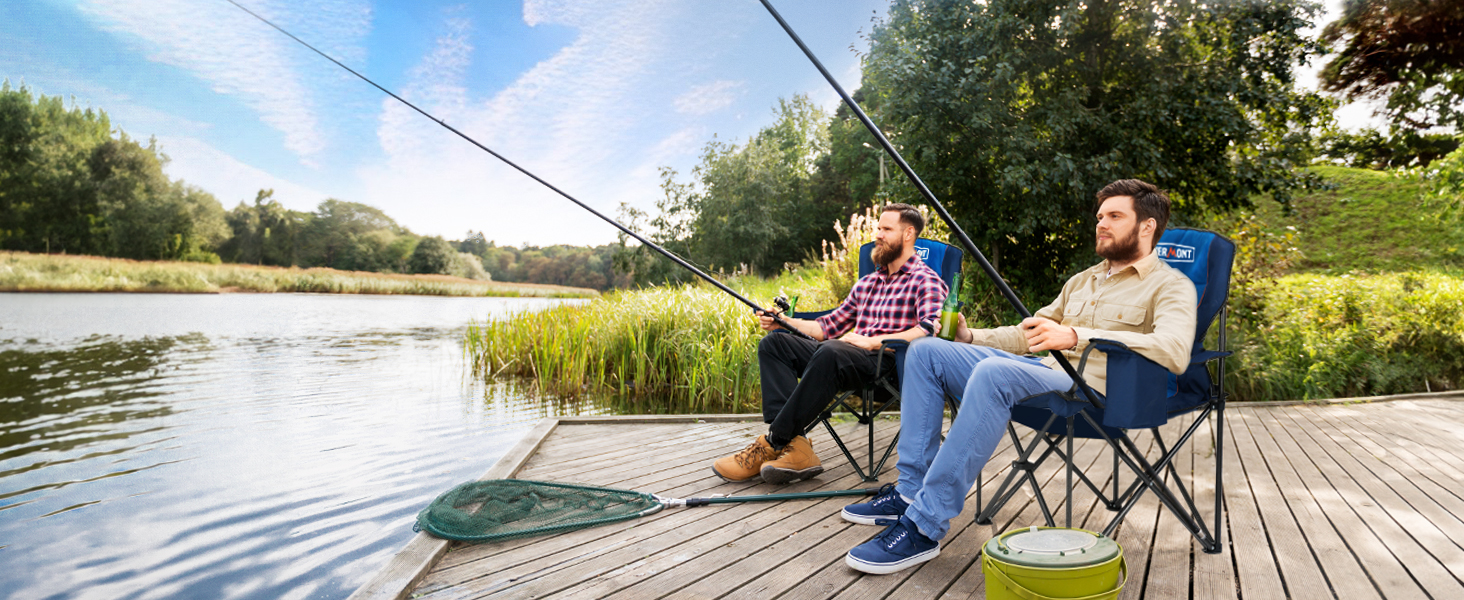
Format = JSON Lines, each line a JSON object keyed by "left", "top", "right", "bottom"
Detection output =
{"left": 789, "top": 238, "right": 963, "bottom": 483}
{"left": 970, "top": 230, "right": 1231, "bottom": 554}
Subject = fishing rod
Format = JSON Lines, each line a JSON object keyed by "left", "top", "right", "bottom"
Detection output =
{"left": 224, "top": 0, "right": 815, "bottom": 341}
{"left": 757, "top": 0, "right": 1103, "bottom": 405}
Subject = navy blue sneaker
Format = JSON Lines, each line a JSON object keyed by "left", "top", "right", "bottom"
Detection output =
{"left": 845, "top": 515, "right": 940, "bottom": 574}
{"left": 842, "top": 483, "right": 909, "bottom": 525}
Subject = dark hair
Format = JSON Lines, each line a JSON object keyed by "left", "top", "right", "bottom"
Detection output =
{"left": 1094, "top": 179, "right": 1170, "bottom": 248}
{"left": 881, "top": 203, "right": 924, "bottom": 235}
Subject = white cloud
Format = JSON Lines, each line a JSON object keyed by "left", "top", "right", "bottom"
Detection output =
{"left": 158, "top": 136, "right": 332, "bottom": 210}
{"left": 76, "top": 0, "right": 372, "bottom": 162}
{"left": 360, "top": 0, "right": 708, "bottom": 245}
{"left": 673, "top": 80, "right": 744, "bottom": 116}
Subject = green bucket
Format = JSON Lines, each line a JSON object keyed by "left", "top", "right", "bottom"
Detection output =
{"left": 982, "top": 526, "right": 1126, "bottom": 600}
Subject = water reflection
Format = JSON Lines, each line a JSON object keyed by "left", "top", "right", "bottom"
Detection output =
{"left": 0, "top": 293, "right": 613, "bottom": 600}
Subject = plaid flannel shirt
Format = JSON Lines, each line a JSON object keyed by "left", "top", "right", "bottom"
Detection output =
{"left": 816, "top": 253, "right": 949, "bottom": 339}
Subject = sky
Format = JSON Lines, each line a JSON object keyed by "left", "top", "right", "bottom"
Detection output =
{"left": 1, "top": 0, "right": 1378, "bottom": 247}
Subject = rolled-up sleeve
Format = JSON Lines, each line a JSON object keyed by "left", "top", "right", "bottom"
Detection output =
{"left": 816, "top": 283, "right": 862, "bottom": 339}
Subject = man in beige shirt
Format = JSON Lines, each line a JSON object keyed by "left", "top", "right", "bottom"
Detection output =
{"left": 841, "top": 179, "right": 1198, "bottom": 575}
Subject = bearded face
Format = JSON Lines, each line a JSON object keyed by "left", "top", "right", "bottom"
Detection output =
{"left": 1096, "top": 223, "right": 1143, "bottom": 263}
{"left": 872, "top": 237, "right": 900, "bottom": 267}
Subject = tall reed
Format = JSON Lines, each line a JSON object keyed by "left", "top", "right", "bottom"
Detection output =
{"left": 464, "top": 285, "right": 767, "bottom": 412}
{"left": 0, "top": 251, "right": 595, "bottom": 298}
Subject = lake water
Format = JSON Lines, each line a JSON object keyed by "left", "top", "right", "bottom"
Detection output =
{"left": 0, "top": 293, "right": 622, "bottom": 600}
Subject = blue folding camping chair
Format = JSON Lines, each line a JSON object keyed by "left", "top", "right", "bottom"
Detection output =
{"left": 970, "top": 227, "right": 1233, "bottom": 552}
{"left": 783, "top": 238, "right": 963, "bottom": 482}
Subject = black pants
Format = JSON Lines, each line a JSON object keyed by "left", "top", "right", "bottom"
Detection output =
{"left": 759, "top": 333, "right": 895, "bottom": 447}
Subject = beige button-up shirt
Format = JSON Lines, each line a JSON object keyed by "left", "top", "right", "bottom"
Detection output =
{"left": 969, "top": 249, "right": 1197, "bottom": 397}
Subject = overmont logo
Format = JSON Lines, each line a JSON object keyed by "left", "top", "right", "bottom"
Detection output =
{"left": 1157, "top": 243, "right": 1196, "bottom": 263}
{"left": 916, "top": 246, "right": 930, "bottom": 261}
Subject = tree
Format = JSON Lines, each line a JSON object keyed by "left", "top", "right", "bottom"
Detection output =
{"left": 1320, "top": 0, "right": 1464, "bottom": 131}
{"left": 864, "top": 0, "right": 1331, "bottom": 303}
{"left": 0, "top": 82, "right": 113, "bottom": 255}
{"left": 408, "top": 236, "right": 455, "bottom": 275}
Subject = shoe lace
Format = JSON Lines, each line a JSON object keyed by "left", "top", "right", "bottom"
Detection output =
{"left": 734, "top": 440, "right": 774, "bottom": 469}
{"left": 871, "top": 518, "right": 909, "bottom": 549}
{"left": 869, "top": 483, "right": 900, "bottom": 508}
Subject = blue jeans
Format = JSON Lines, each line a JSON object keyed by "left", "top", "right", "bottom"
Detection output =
{"left": 895, "top": 338, "right": 1097, "bottom": 540}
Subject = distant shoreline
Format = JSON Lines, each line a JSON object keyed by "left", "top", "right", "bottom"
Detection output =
{"left": 0, "top": 251, "right": 598, "bottom": 298}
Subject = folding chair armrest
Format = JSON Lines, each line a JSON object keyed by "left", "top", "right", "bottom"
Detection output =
{"left": 1190, "top": 349, "right": 1232, "bottom": 364}
{"left": 792, "top": 309, "right": 833, "bottom": 320}
{"left": 875, "top": 339, "right": 910, "bottom": 381}
{"left": 1087, "top": 338, "right": 1170, "bottom": 429}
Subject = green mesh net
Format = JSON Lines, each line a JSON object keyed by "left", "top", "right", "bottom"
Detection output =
{"left": 415, "top": 479, "right": 664, "bottom": 543}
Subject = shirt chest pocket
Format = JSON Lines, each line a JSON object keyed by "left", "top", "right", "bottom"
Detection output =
{"left": 1096, "top": 303, "right": 1147, "bottom": 329}
{"left": 1062, "top": 296, "right": 1089, "bottom": 326}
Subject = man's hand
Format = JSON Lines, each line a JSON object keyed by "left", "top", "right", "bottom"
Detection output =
{"left": 953, "top": 312, "right": 972, "bottom": 344}
{"left": 1021, "top": 317, "right": 1077, "bottom": 353}
{"left": 755, "top": 309, "right": 784, "bottom": 332}
{"left": 839, "top": 332, "right": 884, "bottom": 351}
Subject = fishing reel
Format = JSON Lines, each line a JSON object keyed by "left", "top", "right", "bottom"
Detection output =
{"left": 772, "top": 294, "right": 792, "bottom": 316}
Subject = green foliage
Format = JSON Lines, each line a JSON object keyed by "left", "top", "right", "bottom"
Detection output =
{"left": 1418, "top": 144, "right": 1464, "bottom": 221}
{"left": 862, "top": 0, "right": 1331, "bottom": 303}
{"left": 1314, "top": 128, "right": 1460, "bottom": 169}
{"left": 408, "top": 236, "right": 455, "bottom": 275}
{"left": 462, "top": 269, "right": 833, "bottom": 410}
{"left": 1319, "top": 0, "right": 1464, "bottom": 131}
{"left": 1228, "top": 271, "right": 1464, "bottom": 401}
{"left": 1263, "top": 166, "right": 1464, "bottom": 272}
{"left": 482, "top": 241, "right": 622, "bottom": 290}
{"left": 0, "top": 82, "right": 226, "bottom": 260}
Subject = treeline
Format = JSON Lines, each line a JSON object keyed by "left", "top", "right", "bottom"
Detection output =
{"left": 0, "top": 82, "right": 228, "bottom": 261}
{"left": 460, "top": 232, "right": 626, "bottom": 290}
{"left": 0, "top": 82, "right": 624, "bottom": 288}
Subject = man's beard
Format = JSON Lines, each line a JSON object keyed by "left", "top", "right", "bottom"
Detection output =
{"left": 872, "top": 240, "right": 900, "bottom": 267}
{"left": 1096, "top": 227, "right": 1144, "bottom": 263}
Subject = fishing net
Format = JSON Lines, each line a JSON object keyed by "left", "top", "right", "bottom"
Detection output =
{"left": 415, "top": 479, "right": 664, "bottom": 543}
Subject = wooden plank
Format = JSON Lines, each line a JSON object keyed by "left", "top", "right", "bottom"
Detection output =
{"left": 1137, "top": 412, "right": 1197, "bottom": 600}
{"left": 1296, "top": 406, "right": 1464, "bottom": 586}
{"left": 1269, "top": 407, "right": 1454, "bottom": 599}
{"left": 1224, "top": 407, "right": 1317, "bottom": 600}
{"left": 533, "top": 425, "right": 909, "bottom": 600}
{"left": 347, "top": 417, "right": 560, "bottom": 600}
{"left": 784, "top": 421, "right": 1119, "bottom": 600}
{"left": 424, "top": 422, "right": 863, "bottom": 580}
{"left": 1190, "top": 407, "right": 1237, "bottom": 600}
{"left": 903, "top": 434, "right": 1115, "bottom": 600}
{"left": 419, "top": 425, "right": 906, "bottom": 600}
{"left": 1241, "top": 409, "right": 1382, "bottom": 600}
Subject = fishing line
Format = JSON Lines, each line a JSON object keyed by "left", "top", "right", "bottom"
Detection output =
{"left": 224, "top": 0, "right": 815, "bottom": 340}
{"left": 758, "top": 0, "right": 1103, "bottom": 405}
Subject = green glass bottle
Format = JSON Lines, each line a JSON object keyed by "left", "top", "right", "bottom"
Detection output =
{"left": 938, "top": 273, "right": 962, "bottom": 340}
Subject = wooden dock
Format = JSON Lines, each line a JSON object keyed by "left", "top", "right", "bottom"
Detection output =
{"left": 353, "top": 394, "right": 1464, "bottom": 599}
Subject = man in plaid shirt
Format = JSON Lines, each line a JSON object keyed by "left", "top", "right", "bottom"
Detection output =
{"left": 712, "top": 203, "right": 949, "bottom": 484}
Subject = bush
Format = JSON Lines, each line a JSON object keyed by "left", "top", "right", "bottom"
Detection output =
{"left": 408, "top": 236, "right": 455, "bottom": 275}
{"left": 1228, "top": 271, "right": 1464, "bottom": 401}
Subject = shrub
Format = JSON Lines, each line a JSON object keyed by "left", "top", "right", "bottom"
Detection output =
{"left": 1227, "top": 271, "right": 1464, "bottom": 401}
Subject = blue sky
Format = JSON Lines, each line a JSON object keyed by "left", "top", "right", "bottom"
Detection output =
{"left": 1, "top": 0, "right": 889, "bottom": 246}
{"left": 1, "top": 0, "right": 1373, "bottom": 247}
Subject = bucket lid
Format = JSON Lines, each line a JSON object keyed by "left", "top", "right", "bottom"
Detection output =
{"left": 982, "top": 526, "right": 1122, "bottom": 569}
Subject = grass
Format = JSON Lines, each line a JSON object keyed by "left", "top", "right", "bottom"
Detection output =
{"left": 463, "top": 269, "right": 836, "bottom": 413}
{"left": 1228, "top": 270, "right": 1464, "bottom": 401}
{"left": 0, "top": 251, "right": 597, "bottom": 298}
{"left": 1263, "top": 166, "right": 1464, "bottom": 272}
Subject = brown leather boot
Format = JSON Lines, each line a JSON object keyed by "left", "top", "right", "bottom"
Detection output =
{"left": 760, "top": 435, "right": 823, "bottom": 484}
{"left": 712, "top": 435, "right": 779, "bottom": 482}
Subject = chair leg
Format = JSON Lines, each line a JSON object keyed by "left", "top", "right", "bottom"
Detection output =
{"left": 1066, "top": 417, "right": 1074, "bottom": 528}
{"left": 975, "top": 417, "right": 1059, "bottom": 526}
